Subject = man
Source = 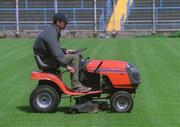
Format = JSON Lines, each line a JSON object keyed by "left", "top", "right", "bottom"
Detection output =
{"left": 33, "top": 13, "right": 91, "bottom": 92}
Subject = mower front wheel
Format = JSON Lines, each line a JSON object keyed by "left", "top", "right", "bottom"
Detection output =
{"left": 110, "top": 91, "right": 133, "bottom": 113}
{"left": 30, "top": 85, "right": 60, "bottom": 113}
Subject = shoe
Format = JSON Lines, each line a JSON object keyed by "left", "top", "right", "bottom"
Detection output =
{"left": 74, "top": 85, "right": 92, "bottom": 93}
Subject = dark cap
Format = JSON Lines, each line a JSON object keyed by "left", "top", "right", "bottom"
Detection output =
{"left": 53, "top": 13, "right": 68, "bottom": 24}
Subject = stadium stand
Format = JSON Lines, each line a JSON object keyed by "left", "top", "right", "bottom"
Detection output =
{"left": 123, "top": 0, "right": 180, "bottom": 31}
{"left": 0, "top": 0, "right": 180, "bottom": 32}
{"left": 0, "top": 0, "right": 110, "bottom": 31}
{"left": 106, "top": 0, "right": 133, "bottom": 31}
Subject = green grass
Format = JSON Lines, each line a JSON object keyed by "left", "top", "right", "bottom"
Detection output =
{"left": 0, "top": 37, "right": 180, "bottom": 127}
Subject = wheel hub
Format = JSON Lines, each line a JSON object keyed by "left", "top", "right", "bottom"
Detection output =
{"left": 116, "top": 97, "right": 128, "bottom": 110}
{"left": 36, "top": 92, "right": 52, "bottom": 109}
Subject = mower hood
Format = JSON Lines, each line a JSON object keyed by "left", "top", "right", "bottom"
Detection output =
{"left": 86, "top": 60, "right": 128, "bottom": 73}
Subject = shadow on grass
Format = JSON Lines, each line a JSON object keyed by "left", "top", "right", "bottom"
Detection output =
{"left": 57, "top": 106, "right": 112, "bottom": 114}
{"left": 16, "top": 105, "right": 77, "bottom": 114}
{"left": 16, "top": 105, "right": 114, "bottom": 114}
{"left": 57, "top": 106, "right": 74, "bottom": 114}
{"left": 16, "top": 106, "right": 32, "bottom": 113}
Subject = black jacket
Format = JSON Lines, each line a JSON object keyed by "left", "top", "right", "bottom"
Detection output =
{"left": 33, "top": 24, "right": 68, "bottom": 67}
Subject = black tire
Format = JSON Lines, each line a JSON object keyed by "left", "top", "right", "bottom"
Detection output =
{"left": 110, "top": 91, "right": 133, "bottom": 113}
{"left": 30, "top": 85, "right": 60, "bottom": 113}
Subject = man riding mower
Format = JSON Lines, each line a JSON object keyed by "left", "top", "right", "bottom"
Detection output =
{"left": 30, "top": 13, "right": 141, "bottom": 113}
{"left": 30, "top": 48, "right": 141, "bottom": 113}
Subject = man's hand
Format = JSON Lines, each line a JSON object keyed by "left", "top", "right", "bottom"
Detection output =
{"left": 66, "top": 49, "right": 76, "bottom": 54}
{"left": 67, "top": 66, "right": 75, "bottom": 73}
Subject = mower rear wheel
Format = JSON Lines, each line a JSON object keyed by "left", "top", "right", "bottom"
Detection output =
{"left": 30, "top": 85, "right": 60, "bottom": 113}
{"left": 110, "top": 91, "right": 133, "bottom": 113}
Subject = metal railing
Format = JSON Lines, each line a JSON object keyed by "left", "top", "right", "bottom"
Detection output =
{"left": 0, "top": 0, "right": 180, "bottom": 32}
{"left": 121, "top": 0, "right": 180, "bottom": 32}
{"left": 121, "top": 5, "right": 180, "bottom": 32}
{"left": 0, "top": 0, "right": 108, "bottom": 33}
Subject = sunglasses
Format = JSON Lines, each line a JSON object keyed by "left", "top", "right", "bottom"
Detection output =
{"left": 62, "top": 21, "right": 67, "bottom": 26}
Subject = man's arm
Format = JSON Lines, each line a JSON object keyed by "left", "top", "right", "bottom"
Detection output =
{"left": 43, "top": 31, "right": 68, "bottom": 67}
{"left": 61, "top": 48, "right": 67, "bottom": 54}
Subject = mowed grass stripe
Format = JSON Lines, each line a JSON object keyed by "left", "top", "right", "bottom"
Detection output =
{"left": 156, "top": 38, "right": 180, "bottom": 125}
{"left": 0, "top": 39, "right": 32, "bottom": 61}
{"left": 0, "top": 45, "right": 34, "bottom": 82}
{"left": 82, "top": 39, "right": 107, "bottom": 58}
{"left": 0, "top": 38, "right": 180, "bottom": 127}
{"left": 129, "top": 38, "right": 159, "bottom": 127}
{"left": 130, "top": 38, "right": 180, "bottom": 126}
{"left": 90, "top": 39, "right": 114, "bottom": 59}
{"left": 0, "top": 39, "right": 35, "bottom": 116}
{"left": 0, "top": 58, "right": 34, "bottom": 114}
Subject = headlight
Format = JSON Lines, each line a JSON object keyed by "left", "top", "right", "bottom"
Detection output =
{"left": 126, "top": 63, "right": 141, "bottom": 87}
{"left": 126, "top": 64, "right": 131, "bottom": 68}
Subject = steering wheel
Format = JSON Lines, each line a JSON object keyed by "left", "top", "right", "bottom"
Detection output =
{"left": 72, "top": 48, "right": 87, "bottom": 54}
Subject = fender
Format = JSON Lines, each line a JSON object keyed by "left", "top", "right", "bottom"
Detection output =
{"left": 31, "top": 71, "right": 102, "bottom": 96}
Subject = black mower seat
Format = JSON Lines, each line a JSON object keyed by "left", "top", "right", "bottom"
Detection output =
{"left": 34, "top": 55, "right": 58, "bottom": 71}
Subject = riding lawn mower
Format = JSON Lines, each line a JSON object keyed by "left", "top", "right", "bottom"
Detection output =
{"left": 30, "top": 48, "right": 141, "bottom": 113}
